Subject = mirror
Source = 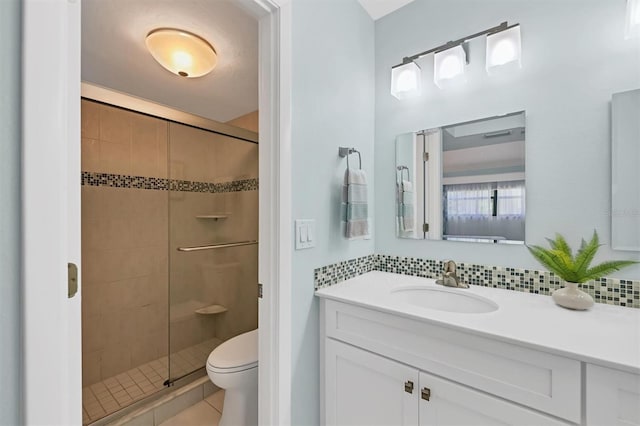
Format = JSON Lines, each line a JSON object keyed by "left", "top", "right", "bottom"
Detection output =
{"left": 396, "top": 112, "right": 526, "bottom": 244}
{"left": 611, "top": 89, "right": 640, "bottom": 251}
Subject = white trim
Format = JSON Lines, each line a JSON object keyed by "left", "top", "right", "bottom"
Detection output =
{"left": 248, "top": 0, "right": 293, "bottom": 424}
{"left": 22, "top": 0, "right": 291, "bottom": 424}
{"left": 22, "top": 0, "right": 82, "bottom": 424}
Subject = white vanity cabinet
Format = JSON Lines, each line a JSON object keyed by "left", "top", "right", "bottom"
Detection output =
{"left": 325, "top": 338, "right": 569, "bottom": 426}
{"left": 586, "top": 364, "right": 640, "bottom": 425}
{"left": 320, "top": 299, "right": 582, "bottom": 425}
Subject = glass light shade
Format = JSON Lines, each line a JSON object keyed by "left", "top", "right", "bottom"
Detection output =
{"left": 486, "top": 25, "right": 522, "bottom": 75}
{"left": 626, "top": 0, "right": 640, "bottom": 39}
{"left": 145, "top": 29, "right": 217, "bottom": 78}
{"left": 433, "top": 45, "right": 467, "bottom": 89}
{"left": 391, "top": 61, "right": 422, "bottom": 99}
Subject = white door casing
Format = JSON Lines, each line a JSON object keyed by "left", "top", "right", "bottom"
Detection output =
{"left": 22, "top": 0, "right": 81, "bottom": 424}
{"left": 22, "top": 0, "right": 291, "bottom": 424}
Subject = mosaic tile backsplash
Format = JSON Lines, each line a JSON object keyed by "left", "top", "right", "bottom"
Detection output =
{"left": 82, "top": 171, "right": 258, "bottom": 193}
{"left": 314, "top": 254, "right": 640, "bottom": 309}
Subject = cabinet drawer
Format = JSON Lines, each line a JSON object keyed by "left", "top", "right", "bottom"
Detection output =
{"left": 586, "top": 364, "right": 640, "bottom": 426}
{"left": 323, "top": 299, "right": 581, "bottom": 423}
{"left": 419, "top": 371, "right": 571, "bottom": 425}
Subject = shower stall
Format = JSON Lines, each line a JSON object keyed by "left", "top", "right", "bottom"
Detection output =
{"left": 80, "top": 96, "right": 258, "bottom": 424}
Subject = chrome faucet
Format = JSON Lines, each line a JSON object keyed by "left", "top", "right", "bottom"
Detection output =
{"left": 436, "top": 260, "right": 469, "bottom": 288}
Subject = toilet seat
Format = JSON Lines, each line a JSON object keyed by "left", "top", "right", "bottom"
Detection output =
{"left": 207, "top": 329, "right": 258, "bottom": 374}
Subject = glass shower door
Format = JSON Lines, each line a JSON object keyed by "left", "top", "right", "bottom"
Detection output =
{"left": 167, "top": 122, "right": 258, "bottom": 383}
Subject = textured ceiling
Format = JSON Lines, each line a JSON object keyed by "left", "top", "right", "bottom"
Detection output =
{"left": 358, "top": 0, "right": 415, "bottom": 20}
{"left": 82, "top": 0, "right": 258, "bottom": 123}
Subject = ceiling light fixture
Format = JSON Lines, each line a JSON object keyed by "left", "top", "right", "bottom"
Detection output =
{"left": 390, "top": 21, "right": 521, "bottom": 99}
{"left": 486, "top": 24, "right": 522, "bottom": 75}
{"left": 145, "top": 28, "right": 217, "bottom": 78}
{"left": 390, "top": 61, "right": 422, "bottom": 99}
{"left": 434, "top": 44, "right": 467, "bottom": 88}
{"left": 625, "top": 0, "right": 640, "bottom": 38}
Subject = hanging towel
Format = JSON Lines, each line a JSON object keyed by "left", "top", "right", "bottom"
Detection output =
{"left": 341, "top": 168, "right": 370, "bottom": 240}
{"left": 401, "top": 180, "right": 414, "bottom": 232}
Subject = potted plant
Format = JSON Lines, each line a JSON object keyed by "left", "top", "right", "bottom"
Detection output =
{"left": 527, "top": 231, "right": 637, "bottom": 310}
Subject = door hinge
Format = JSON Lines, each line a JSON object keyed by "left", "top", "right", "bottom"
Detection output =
{"left": 421, "top": 387, "right": 431, "bottom": 401}
{"left": 68, "top": 263, "right": 78, "bottom": 299}
{"left": 258, "top": 283, "right": 263, "bottom": 299}
{"left": 404, "top": 381, "right": 414, "bottom": 394}
{"left": 423, "top": 223, "right": 429, "bottom": 233}
{"left": 423, "top": 152, "right": 429, "bottom": 162}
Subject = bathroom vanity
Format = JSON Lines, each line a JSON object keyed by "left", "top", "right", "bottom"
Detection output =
{"left": 316, "top": 272, "right": 640, "bottom": 426}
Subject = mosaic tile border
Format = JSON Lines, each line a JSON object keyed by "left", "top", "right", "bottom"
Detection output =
{"left": 314, "top": 254, "right": 377, "bottom": 290}
{"left": 314, "top": 254, "right": 640, "bottom": 309}
{"left": 81, "top": 172, "right": 258, "bottom": 193}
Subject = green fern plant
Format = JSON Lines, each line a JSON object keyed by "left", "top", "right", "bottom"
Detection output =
{"left": 527, "top": 231, "right": 637, "bottom": 284}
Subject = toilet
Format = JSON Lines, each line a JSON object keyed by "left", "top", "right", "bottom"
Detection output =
{"left": 206, "top": 329, "right": 258, "bottom": 426}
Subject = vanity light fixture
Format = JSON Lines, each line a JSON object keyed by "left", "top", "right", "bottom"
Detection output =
{"left": 486, "top": 24, "right": 522, "bottom": 75}
{"left": 433, "top": 44, "right": 468, "bottom": 89}
{"left": 145, "top": 28, "right": 217, "bottom": 78}
{"left": 390, "top": 60, "right": 422, "bottom": 99}
{"left": 625, "top": 0, "right": 640, "bottom": 38}
{"left": 390, "top": 21, "right": 520, "bottom": 99}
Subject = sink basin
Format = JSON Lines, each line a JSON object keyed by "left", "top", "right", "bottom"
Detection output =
{"left": 390, "top": 285, "right": 498, "bottom": 314}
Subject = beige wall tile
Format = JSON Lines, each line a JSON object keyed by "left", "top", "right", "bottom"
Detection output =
{"left": 82, "top": 138, "right": 101, "bottom": 172}
{"left": 100, "top": 104, "right": 132, "bottom": 144}
{"left": 81, "top": 100, "right": 100, "bottom": 139}
{"left": 101, "top": 346, "right": 132, "bottom": 379}
{"left": 82, "top": 350, "right": 102, "bottom": 387}
{"left": 100, "top": 139, "right": 131, "bottom": 176}
{"left": 225, "top": 110, "right": 259, "bottom": 133}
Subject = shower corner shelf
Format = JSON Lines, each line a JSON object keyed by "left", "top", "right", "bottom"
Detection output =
{"left": 195, "top": 304, "right": 228, "bottom": 315}
{"left": 196, "top": 214, "right": 230, "bottom": 220}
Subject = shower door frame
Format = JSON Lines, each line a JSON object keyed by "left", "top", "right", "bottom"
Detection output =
{"left": 21, "top": 0, "right": 292, "bottom": 425}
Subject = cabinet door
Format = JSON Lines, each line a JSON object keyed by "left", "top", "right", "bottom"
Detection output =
{"left": 587, "top": 364, "right": 640, "bottom": 426}
{"left": 419, "top": 371, "right": 569, "bottom": 426}
{"left": 325, "top": 339, "right": 419, "bottom": 426}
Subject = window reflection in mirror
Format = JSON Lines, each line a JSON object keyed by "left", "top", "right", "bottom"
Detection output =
{"left": 395, "top": 111, "right": 526, "bottom": 244}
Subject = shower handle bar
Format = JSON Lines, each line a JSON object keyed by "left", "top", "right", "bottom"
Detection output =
{"left": 177, "top": 240, "right": 258, "bottom": 252}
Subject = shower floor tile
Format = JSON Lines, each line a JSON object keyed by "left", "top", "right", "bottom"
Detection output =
{"left": 82, "top": 337, "right": 222, "bottom": 425}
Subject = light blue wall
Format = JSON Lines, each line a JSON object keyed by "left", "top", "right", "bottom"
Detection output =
{"left": 291, "top": 0, "right": 375, "bottom": 424}
{"left": 374, "top": 0, "right": 640, "bottom": 278}
{"left": 0, "top": 0, "right": 22, "bottom": 423}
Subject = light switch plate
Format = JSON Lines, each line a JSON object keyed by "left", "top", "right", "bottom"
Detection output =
{"left": 295, "top": 219, "right": 316, "bottom": 250}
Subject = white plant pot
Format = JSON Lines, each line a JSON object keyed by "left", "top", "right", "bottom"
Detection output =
{"left": 552, "top": 282, "right": 594, "bottom": 310}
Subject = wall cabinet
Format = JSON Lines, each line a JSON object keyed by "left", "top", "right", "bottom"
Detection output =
{"left": 320, "top": 298, "right": 640, "bottom": 426}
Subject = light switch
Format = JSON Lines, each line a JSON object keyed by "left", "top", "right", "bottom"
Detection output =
{"left": 295, "top": 219, "right": 316, "bottom": 250}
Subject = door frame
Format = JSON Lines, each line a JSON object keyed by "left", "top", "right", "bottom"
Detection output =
{"left": 21, "top": 0, "right": 292, "bottom": 424}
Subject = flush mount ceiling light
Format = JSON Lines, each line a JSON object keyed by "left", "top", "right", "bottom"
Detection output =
{"left": 626, "top": 0, "right": 640, "bottom": 38}
{"left": 389, "top": 21, "right": 521, "bottom": 99}
{"left": 486, "top": 24, "right": 522, "bottom": 75}
{"left": 433, "top": 44, "right": 467, "bottom": 89}
{"left": 145, "top": 28, "right": 217, "bottom": 78}
{"left": 390, "top": 61, "right": 422, "bottom": 99}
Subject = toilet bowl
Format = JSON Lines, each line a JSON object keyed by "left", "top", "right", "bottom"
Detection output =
{"left": 206, "top": 329, "right": 258, "bottom": 426}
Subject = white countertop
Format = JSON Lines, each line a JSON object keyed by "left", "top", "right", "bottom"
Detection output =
{"left": 315, "top": 271, "right": 640, "bottom": 374}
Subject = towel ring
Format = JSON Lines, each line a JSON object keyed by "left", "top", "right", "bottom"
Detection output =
{"left": 339, "top": 147, "right": 362, "bottom": 169}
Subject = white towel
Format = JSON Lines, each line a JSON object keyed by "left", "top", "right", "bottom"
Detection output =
{"left": 341, "top": 168, "right": 370, "bottom": 240}
{"left": 401, "top": 180, "right": 414, "bottom": 232}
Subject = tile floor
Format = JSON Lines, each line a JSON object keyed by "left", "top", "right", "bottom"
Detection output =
{"left": 83, "top": 338, "right": 222, "bottom": 424}
{"left": 159, "top": 390, "right": 224, "bottom": 426}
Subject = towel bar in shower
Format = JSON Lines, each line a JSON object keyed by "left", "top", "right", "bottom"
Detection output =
{"left": 177, "top": 240, "right": 258, "bottom": 252}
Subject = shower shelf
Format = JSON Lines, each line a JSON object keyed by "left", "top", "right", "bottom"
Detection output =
{"left": 196, "top": 214, "right": 230, "bottom": 220}
{"left": 195, "top": 304, "right": 228, "bottom": 315}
